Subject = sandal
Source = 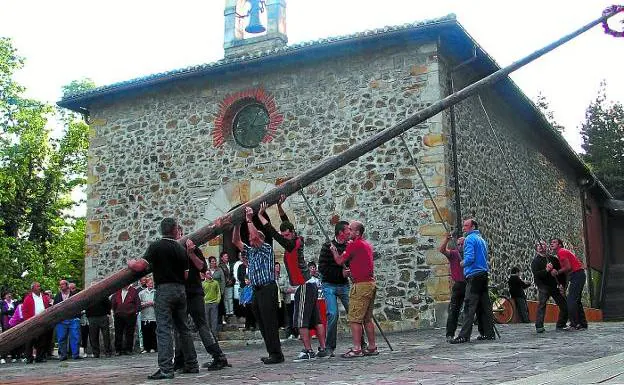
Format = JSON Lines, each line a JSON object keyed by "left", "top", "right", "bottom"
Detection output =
{"left": 363, "top": 347, "right": 379, "bottom": 356}
{"left": 448, "top": 336, "right": 469, "bottom": 344}
{"left": 341, "top": 348, "right": 364, "bottom": 358}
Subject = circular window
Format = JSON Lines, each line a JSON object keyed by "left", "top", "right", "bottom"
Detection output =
{"left": 232, "top": 102, "right": 270, "bottom": 149}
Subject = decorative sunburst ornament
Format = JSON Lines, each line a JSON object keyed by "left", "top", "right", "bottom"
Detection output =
{"left": 602, "top": 5, "right": 624, "bottom": 38}
{"left": 213, "top": 88, "right": 283, "bottom": 148}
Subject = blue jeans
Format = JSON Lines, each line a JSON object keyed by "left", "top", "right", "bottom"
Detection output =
{"left": 322, "top": 282, "right": 350, "bottom": 351}
{"left": 56, "top": 318, "right": 80, "bottom": 359}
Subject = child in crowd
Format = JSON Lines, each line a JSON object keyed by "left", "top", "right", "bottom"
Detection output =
{"left": 306, "top": 261, "right": 321, "bottom": 289}
{"left": 239, "top": 276, "right": 256, "bottom": 331}
{"left": 202, "top": 271, "right": 222, "bottom": 333}
{"left": 508, "top": 266, "right": 531, "bottom": 323}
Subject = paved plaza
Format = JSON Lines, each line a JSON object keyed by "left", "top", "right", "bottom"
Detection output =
{"left": 2, "top": 322, "right": 624, "bottom": 385}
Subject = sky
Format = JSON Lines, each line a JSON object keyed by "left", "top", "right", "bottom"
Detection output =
{"left": 1, "top": 0, "right": 623, "bottom": 153}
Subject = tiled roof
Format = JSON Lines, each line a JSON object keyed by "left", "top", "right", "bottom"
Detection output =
{"left": 57, "top": 14, "right": 457, "bottom": 109}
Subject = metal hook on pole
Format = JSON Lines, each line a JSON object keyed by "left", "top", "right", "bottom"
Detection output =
{"left": 297, "top": 186, "right": 394, "bottom": 351}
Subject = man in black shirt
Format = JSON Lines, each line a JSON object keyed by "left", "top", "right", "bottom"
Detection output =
{"left": 85, "top": 281, "right": 112, "bottom": 358}
{"left": 173, "top": 227, "right": 230, "bottom": 372}
{"left": 508, "top": 266, "right": 531, "bottom": 323}
{"left": 128, "top": 217, "right": 198, "bottom": 380}
{"left": 318, "top": 221, "right": 351, "bottom": 357}
{"left": 531, "top": 241, "right": 568, "bottom": 333}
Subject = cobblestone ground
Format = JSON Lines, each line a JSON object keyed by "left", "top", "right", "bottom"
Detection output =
{"left": 2, "top": 322, "right": 624, "bottom": 385}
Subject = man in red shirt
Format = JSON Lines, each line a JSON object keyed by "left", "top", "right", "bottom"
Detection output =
{"left": 439, "top": 234, "right": 465, "bottom": 341}
{"left": 330, "top": 220, "right": 377, "bottom": 358}
{"left": 549, "top": 238, "right": 587, "bottom": 330}
{"left": 22, "top": 282, "right": 51, "bottom": 363}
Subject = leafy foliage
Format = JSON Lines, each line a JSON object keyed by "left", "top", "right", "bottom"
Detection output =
{"left": 535, "top": 92, "right": 565, "bottom": 134}
{"left": 580, "top": 81, "right": 624, "bottom": 199}
{"left": 0, "top": 37, "right": 92, "bottom": 297}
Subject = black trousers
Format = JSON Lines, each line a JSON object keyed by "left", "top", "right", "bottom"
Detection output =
{"left": 25, "top": 333, "right": 48, "bottom": 360}
{"left": 244, "top": 304, "right": 256, "bottom": 329}
{"left": 446, "top": 281, "right": 466, "bottom": 337}
{"left": 252, "top": 281, "right": 282, "bottom": 357}
{"left": 113, "top": 313, "right": 136, "bottom": 353}
{"left": 175, "top": 293, "right": 222, "bottom": 366}
{"left": 536, "top": 287, "right": 568, "bottom": 329}
{"left": 141, "top": 320, "right": 157, "bottom": 351}
{"left": 88, "top": 315, "right": 112, "bottom": 356}
{"left": 513, "top": 296, "right": 531, "bottom": 323}
{"left": 458, "top": 272, "right": 494, "bottom": 339}
{"left": 81, "top": 324, "right": 90, "bottom": 350}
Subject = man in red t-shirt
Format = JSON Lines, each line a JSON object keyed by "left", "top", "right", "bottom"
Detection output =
{"left": 439, "top": 234, "right": 465, "bottom": 341}
{"left": 549, "top": 238, "right": 587, "bottom": 330}
{"left": 330, "top": 220, "right": 377, "bottom": 358}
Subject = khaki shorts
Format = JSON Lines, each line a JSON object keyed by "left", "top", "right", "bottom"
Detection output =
{"left": 348, "top": 281, "right": 377, "bottom": 324}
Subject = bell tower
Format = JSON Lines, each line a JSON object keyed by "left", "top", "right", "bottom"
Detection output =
{"left": 224, "top": 0, "right": 288, "bottom": 58}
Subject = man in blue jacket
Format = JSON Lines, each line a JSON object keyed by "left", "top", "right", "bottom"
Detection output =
{"left": 449, "top": 219, "right": 495, "bottom": 344}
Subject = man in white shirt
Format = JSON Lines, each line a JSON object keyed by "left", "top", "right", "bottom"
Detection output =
{"left": 22, "top": 282, "right": 51, "bottom": 363}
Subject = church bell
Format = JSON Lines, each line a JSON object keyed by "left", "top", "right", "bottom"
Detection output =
{"left": 245, "top": 0, "right": 266, "bottom": 34}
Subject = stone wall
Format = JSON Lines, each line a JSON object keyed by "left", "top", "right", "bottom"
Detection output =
{"left": 85, "top": 39, "right": 453, "bottom": 328}
{"left": 444, "top": 66, "right": 585, "bottom": 300}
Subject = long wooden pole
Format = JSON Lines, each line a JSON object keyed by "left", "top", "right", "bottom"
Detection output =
{"left": 0, "top": 10, "right": 616, "bottom": 355}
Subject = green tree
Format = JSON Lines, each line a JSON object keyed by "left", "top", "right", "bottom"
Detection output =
{"left": 536, "top": 92, "right": 565, "bottom": 134}
{"left": 0, "top": 37, "right": 92, "bottom": 296}
{"left": 580, "top": 81, "right": 624, "bottom": 199}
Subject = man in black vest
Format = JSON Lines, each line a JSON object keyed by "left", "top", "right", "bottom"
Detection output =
{"left": 128, "top": 218, "right": 198, "bottom": 380}
{"left": 531, "top": 241, "right": 568, "bottom": 333}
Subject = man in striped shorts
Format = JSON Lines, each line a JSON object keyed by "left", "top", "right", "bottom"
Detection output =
{"left": 259, "top": 197, "right": 329, "bottom": 362}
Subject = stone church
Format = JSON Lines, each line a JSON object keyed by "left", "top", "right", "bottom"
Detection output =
{"left": 59, "top": 0, "right": 619, "bottom": 328}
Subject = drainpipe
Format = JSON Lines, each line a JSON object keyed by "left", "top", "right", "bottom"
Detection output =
{"left": 579, "top": 188, "right": 594, "bottom": 307}
{"left": 448, "top": 46, "right": 479, "bottom": 232}
{"left": 599, "top": 206, "right": 611, "bottom": 311}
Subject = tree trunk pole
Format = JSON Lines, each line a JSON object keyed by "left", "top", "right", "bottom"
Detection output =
{"left": 0, "top": 10, "right": 616, "bottom": 355}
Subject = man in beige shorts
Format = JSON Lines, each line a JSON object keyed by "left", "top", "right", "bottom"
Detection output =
{"left": 330, "top": 220, "right": 378, "bottom": 358}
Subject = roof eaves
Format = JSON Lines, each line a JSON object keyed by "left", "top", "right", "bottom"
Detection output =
{"left": 444, "top": 23, "right": 612, "bottom": 200}
{"left": 57, "top": 14, "right": 458, "bottom": 111}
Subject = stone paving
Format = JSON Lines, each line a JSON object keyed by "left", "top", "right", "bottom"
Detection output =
{"left": 2, "top": 322, "right": 624, "bottom": 385}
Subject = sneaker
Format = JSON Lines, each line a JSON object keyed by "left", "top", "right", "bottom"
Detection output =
{"left": 316, "top": 347, "right": 330, "bottom": 358}
{"left": 448, "top": 336, "right": 469, "bottom": 344}
{"left": 574, "top": 325, "right": 588, "bottom": 331}
{"left": 0, "top": 358, "right": 5, "bottom": 364}
{"left": 536, "top": 327, "right": 546, "bottom": 333}
{"left": 202, "top": 356, "right": 231, "bottom": 371}
{"left": 293, "top": 350, "right": 316, "bottom": 362}
{"left": 476, "top": 335, "right": 496, "bottom": 341}
{"left": 147, "top": 369, "right": 174, "bottom": 380}
{"left": 11, "top": 358, "right": 17, "bottom": 363}
{"left": 328, "top": 349, "right": 335, "bottom": 358}
{"left": 446, "top": 335, "right": 454, "bottom": 342}
{"left": 141, "top": 350, "right": 148, "bottom": 354}
{"left": 555, "top": 326, "right": 570, "bottom": 332}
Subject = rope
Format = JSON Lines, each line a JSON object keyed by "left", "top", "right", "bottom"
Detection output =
{"left": 476, "top": 94, "right": 541, "bottom": 242}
